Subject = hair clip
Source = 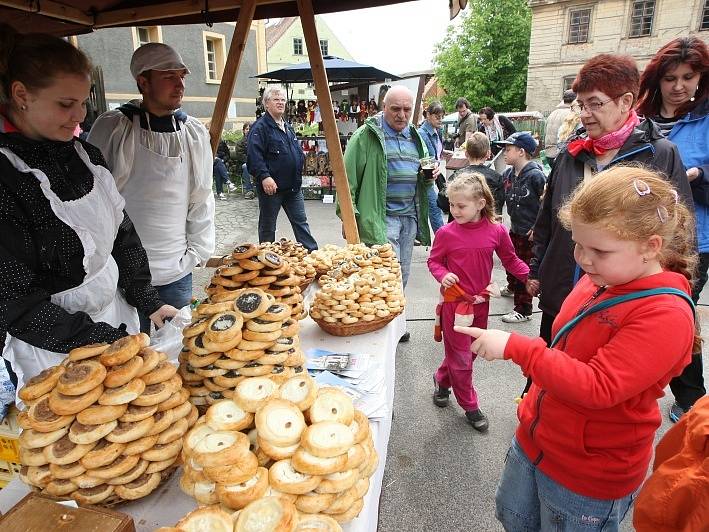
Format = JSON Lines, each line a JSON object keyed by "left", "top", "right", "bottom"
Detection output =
{"left": 633, "top": 179, "right": 651, "bottom": 196}
{"left": 670, "top": 190, "right": 679, "bottom": 204}
{"left": 657, "top": 206, "right": 669, "bottom": 223}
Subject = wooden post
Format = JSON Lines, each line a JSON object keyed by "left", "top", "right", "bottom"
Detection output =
{"left": 208, "top": 0, "right": 257, "bottom": 154}
{"left": 412, "top": 74, "right": 426, "bottom": 125}
{"left": 296, "top": 0, "right": 359, "bottom": 244}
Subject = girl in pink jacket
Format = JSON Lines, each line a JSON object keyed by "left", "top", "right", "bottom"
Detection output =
{"left": 428, "top": 172, "right": 529, "bottom": 431}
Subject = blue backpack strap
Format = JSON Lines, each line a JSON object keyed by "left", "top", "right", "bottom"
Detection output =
{"left": 550, "top": 287, "right": 695, "bottom": 348}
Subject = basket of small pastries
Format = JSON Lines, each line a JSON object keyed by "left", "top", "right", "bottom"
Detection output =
{"left": 169, "top": 373, "right": 377, "bottom": 531}
{"left": 16, "top": 334, "right": 198, "bottom": 507}
{"left": 180, "top": 244, "right": 310, "bottom": 414}
{"left": 308, "top": 243, "right": 405, "bottom": 336}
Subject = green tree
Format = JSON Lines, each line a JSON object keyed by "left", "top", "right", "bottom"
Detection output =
{"left": 434, "top": 0, "right": 532, "bottom": 113}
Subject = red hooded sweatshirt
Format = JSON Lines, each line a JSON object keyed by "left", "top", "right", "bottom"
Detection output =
{"left": 504, "top": 271, "right": 694, "bottom": 500}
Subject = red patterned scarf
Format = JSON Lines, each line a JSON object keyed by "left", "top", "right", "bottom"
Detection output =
{"left": 567, "top": 110, "right": 641, "bottom": 157}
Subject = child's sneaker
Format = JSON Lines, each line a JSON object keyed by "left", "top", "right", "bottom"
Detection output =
{"left": 500, "top": 286, "right": 514, "bottom": 297}
{"left": 501, "top": 311, "right": 532, "bottom": 323}
{"left": 217, "top": 193, "right": 227, "bottom": 200}
{"left": 669, "top": 401, "right": 687, "bottom": 423}
{"left": 465, "top": 409, "right": 489, "bottom": 432}
{"left": 227, "top": 182, "right": 237, "bottom": 193}
{"left": 432, "top": 376, "right": 450, "bottom": 407}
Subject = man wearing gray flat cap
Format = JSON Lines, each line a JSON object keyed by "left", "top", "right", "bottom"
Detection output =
{"left": 89, "top": 43, "right": 215, "bottom": 334}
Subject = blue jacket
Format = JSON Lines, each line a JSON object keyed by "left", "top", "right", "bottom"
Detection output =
{"left": 417, "top": 120, "right": 443, "bottom": 160}
{"left": 668, "top": 99, "right": 709, "bottom": 252}
{"left": 247, "top": 112, "right": 304, "bottom": 191}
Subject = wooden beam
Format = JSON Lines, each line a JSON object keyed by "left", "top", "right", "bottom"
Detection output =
{"left": 0, "top": 0, "right": 92, "bottom": 26}
{"left": 412, "top": 75, "right": 426, "bottom": 125}
{"left": 297, "top": 0, "right": 359, "bottom": 244}
{"left": 94, "top": 0, "right": 281, "bottom": 28}
{"left": 208, "top": 0, "right": 257, "bottom": 155}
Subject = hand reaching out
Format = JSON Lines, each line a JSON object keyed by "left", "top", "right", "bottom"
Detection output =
{"left": 441, "top": 272, "right": 459, "bottom": 288}
{"left": 453, "top": 326, "right": 511, "bottom": 361}
{"left": 149, "top": 305, "right": 179, "bottom": 328}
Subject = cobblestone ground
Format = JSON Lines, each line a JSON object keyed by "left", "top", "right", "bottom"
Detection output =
{"left": 192, "top": 192, "right": 259, "bottom": 299}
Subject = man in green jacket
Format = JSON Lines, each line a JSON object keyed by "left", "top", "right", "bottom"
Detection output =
{"left": 338, "top": 85, "right": 432, "bottom": 290}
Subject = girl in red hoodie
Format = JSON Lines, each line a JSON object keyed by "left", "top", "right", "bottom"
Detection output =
{"left": 455, "top": 166, "right": 697, "bottom": 531}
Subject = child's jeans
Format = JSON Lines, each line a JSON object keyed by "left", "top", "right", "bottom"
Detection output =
{"left": 496, "top": 438, "right": 636, "bottom": 532}
{"left": 434, "top": 301, "right": 489, "bottom": 412}
{"left": 213, "top": 158, "right": 230, "bottom": 194}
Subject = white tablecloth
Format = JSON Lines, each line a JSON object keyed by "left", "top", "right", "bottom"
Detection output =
{"left": 0, "top": 313, "right": 404, "bottom": 531}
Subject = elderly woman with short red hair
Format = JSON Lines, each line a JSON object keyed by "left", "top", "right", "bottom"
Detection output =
{"left": 525, "top": 54, "right": 692, "bottom": 363}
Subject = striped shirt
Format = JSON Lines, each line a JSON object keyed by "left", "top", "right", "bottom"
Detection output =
{"left": 653, "top": 114, "right": 679, "bottom": 137}
{"left": 382, "top": 119, "right": 420, "bottom": 216}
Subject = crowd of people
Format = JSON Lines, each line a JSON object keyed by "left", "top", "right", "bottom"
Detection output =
{"left": 0, "top": 20, "right": 706, "bottom": 530}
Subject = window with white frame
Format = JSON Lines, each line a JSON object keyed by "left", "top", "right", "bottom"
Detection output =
{"left": 563, "top": 76, "right": 576, "bottom": 92}
{"left": 568, "top": 8, "right": 591, "bottom": 44}
{"left": 319, "top": 39, "right": 329, "bottom": 56}
{"left": 701, "top": 0, "right": 709, "bottom": 30}
{"left": 134, "top": 26, "right": 161, "bottom": 49}
{"left": 203, "top": 32, "right": 226, "bottom": 82}
{"left": 629, "top": 0, "right": 655, "bottom": 37}
{"left": 293, "top": 38, "right": 303, "bottom": 55}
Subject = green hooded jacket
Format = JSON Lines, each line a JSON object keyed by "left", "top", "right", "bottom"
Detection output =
{"left": 337, "top": 114, "right": 432, "bottom": 246}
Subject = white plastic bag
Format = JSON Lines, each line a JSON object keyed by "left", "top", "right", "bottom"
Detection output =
{"left": 149, "top": 305, "right": 192, "bottom": 363}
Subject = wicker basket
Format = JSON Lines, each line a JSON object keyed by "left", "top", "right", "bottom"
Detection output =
{"left": 311, "top": 312, "right": 400, "bottom": 337}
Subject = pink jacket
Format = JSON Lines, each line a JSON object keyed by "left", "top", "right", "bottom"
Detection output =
{"left": 428, "top": 218, "right": 529, "bottom": 294}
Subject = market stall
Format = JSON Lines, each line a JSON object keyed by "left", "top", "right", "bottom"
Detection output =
{"left": 1, "top": 1, "right": 468, "bottom": 530}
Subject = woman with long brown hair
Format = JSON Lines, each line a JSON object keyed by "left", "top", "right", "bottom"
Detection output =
{"left": 638, "top": 36, "right": 709, "bottom": 423}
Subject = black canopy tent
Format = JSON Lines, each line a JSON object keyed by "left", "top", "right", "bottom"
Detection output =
{"left": 255, "top": 56, "right": 401, "bottom": 83}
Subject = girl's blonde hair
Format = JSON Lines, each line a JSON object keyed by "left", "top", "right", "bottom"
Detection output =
{"left": 559, "top": 165, "right": 700, "bottom": 350}
{"left": 559, "top": 165, "right": 696, "bottom": 283}
{"left": 446, "top": 171, "right": 497, "bottom": 223}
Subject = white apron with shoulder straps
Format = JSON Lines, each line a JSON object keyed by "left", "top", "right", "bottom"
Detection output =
{"left": 0, "top": 142, "right": 139, "bottom": 406}
{"left": 119, "top": 113, "right": 195, "bottom": 286}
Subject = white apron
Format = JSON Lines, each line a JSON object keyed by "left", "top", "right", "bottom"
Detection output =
{"left": 121, "top": 114, "right": 195, "bottom": 286}
{"left": 0, "top": 143, "right": 140, "bottom": 405}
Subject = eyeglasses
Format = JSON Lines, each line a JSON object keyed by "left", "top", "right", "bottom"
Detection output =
{"left": 571, "top": 96, "right": 620, "bottom": 114}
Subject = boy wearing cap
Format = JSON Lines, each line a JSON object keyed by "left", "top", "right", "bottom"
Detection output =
{"left": 495, "top": 132, "right": 546, "bottom": 324}
{"left": 89, "top": 43, "right": 215, "bottom": 333}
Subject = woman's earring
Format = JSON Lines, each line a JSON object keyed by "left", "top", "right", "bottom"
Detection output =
{"left": 20, "top": 105, "right": 27, "bottom": 111}
{"left": 642, "top": 257, "right": 648, "bottom": 264}
{"left": 691, "top": 86, "right": 699, "bottom": 102}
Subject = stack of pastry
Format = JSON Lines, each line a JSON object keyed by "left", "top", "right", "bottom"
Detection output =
{"left": 206, "top": 245, "right": 307, "bottom": 322}
{"left": 309, "top": 267, "right": 405, "bottom": 326}
{"left": 178, "top": 374, "right": 377, "bottom": 526}
{"left": 179, "top": 287, "right": 307, "bottom": 411}
{"left": 164, "top": 497, "right": 343, "bottom": 531}
{"left": 16, "top": 334, "right": 197, "bottom": 505}
{"left": 306, "top": 243, "right": 401, "bottom": 281}
{"left": 260, "top": 239, "right": 316, "bottom": 288}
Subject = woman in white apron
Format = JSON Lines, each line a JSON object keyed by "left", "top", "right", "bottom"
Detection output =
{"left": 0, "top": 28, "right": 177, "bottom": 407}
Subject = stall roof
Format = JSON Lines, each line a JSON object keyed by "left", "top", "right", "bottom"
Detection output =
{"left": 255, "top": 56, "right": 401, "bottom": 83}
{"left": 2, "top": 0, "right": 413, "bottom": 36}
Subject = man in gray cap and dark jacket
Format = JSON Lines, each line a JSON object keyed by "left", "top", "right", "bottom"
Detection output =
{"left": 89, "top": 43, "right": 215, "bottom": 333}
